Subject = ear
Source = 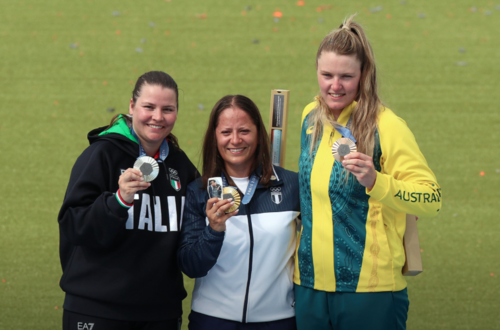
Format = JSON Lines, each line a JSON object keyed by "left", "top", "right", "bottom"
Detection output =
{"left": 129, "top": 98, "right": 134, "bottom": 115}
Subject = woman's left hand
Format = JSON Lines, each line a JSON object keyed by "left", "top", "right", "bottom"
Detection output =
{"left": 342, "top": 152, "right": 377, "bottom": 189}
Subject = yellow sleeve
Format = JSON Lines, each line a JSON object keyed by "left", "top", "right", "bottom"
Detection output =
{"left": 367, "top": 108, "right": 441, "bottom": 217}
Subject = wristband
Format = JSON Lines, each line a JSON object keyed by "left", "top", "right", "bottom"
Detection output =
{"left": 116, "top": 189, "right": 134, "bottom": 208}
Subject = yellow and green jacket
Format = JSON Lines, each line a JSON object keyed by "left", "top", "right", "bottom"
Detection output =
{"left": 294, "top": 101, "right": 441, "bottom": 293}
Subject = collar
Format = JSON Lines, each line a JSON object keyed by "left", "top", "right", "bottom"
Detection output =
{"left": 130, "top": 127, "right": 169, "bottom": 161}
{"left": 335, "top": 101, "right": 356, "bottom": 126}
{"left": 256, "top": 165, "right": 283, "bottom": 188}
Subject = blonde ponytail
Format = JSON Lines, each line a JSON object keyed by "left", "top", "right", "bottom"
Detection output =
{"left": 309, "top": 14, "right": 381, "bottom": 157}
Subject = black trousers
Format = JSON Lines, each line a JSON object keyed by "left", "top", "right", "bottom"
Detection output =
{"left": 63, "top": 309, "right": 181, "bottom": 330}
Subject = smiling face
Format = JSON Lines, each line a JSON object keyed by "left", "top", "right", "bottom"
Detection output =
{"left": 129, "top": 84, "right": 178, "bottom": 156}
{"left": 317, "top": 51, "right": 362, "bottom": 118}
{"left": 216, "top": 107, "right": 258, "bottom": 178}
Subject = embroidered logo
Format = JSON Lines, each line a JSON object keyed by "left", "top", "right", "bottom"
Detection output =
{"left": 77, "top": 323, "right": 94, "bottom": 330}
{"left": 169, "top": 168, "right": 181, "bottom": 191}
{"left": 270, "top": 187, "right": 282, "bottom": 204}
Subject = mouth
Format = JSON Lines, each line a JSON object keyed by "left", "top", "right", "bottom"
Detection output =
{"left": 329, "top": 93, "right": 345, "bottom": 98}
{"left": 148, "top": 124, "right": 164, "bottom": 129}
{"left": 228, "top": 148, "right": 245, "bottom": 154}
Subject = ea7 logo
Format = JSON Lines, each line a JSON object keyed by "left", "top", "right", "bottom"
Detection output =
{"left": 77, "top": 322, "right": 94, "bottom": 330}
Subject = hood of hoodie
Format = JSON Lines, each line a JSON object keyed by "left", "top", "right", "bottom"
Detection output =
{"left": 87, "top": 115, "right": 139, "bottom": 158}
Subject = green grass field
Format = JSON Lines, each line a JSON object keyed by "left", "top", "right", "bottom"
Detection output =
{"left": 1, "top": 0, "right": 499, "bottom": 329}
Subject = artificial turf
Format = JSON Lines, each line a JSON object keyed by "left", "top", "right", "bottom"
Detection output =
{"left": 0, "top": 0, "right": 499, "bottom": 329}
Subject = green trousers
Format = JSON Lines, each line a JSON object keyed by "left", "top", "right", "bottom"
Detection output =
{"left": 295, "top": 284, "right": 409, "bottom": 330}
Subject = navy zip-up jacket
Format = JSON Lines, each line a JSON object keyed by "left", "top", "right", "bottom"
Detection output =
{"left": 178, "top": 166, "right": 300, "bottom": 323}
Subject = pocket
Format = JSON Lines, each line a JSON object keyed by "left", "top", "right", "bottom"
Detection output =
{"left": 365, "top": 205, "right": 394, "bottom": 291}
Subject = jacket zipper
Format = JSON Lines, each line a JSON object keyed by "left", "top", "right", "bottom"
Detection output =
{"left": 241, "top": 204, "right": 254, "bottom": 323}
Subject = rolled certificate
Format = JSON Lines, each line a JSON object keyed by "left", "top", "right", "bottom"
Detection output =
{"left": 402, "top": 214, "right": 423, "bottom": 276}
{"left": 271, "top": 129, "right": 282, "bottom": 166}
{"left": 269, "top": 90, "right": 290, "bottom": 167}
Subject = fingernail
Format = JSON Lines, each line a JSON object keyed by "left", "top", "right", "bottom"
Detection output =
{"left": 231, "top": 201, "right": 235, "bottom": 204}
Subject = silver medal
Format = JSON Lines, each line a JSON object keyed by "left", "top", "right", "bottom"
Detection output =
{"left": 133, "top": 156, "right": 159, "bottom": 182}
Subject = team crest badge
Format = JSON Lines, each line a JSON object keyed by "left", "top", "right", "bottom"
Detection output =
{"left": 169, "top": 168, "right": 181, "bottom": 191}
{"left": 270, "top": 187, "right": 282, "bottom": 204}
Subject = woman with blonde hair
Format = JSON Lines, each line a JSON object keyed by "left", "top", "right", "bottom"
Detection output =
{"left": 294, "top": 15, "right": 441, "bottom": 329}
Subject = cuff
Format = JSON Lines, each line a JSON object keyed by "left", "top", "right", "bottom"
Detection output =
{"left": 366, "top": 171, "right": 389, "bottom": 201}
{"left": 205, "top": 225, "right": 225, "bottom": 239}
{"left": 115, "top": 189, "right": 134, "bottom": 209}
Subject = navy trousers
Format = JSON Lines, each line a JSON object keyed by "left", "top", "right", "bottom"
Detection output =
{"left": 188, "top": 311, "right": 296, "bottom": 330}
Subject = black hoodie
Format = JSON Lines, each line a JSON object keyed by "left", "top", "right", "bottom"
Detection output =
{"left": 58, "top": 117, "right": 198, "bottom": 321}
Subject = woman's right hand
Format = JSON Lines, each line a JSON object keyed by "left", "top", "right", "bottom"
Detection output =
{"left": 206, "top": 197, "right": 239, "bottom": 232}
{"left": 118, "top": 168, "right": 151, "bottom": 204}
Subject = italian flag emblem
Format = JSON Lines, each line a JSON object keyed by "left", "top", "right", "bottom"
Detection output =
{"left": 171, "top": 179, "right": 181, "bottom": 191}
{"left": 169, "top": 168, "right": 181, "bottom": 191}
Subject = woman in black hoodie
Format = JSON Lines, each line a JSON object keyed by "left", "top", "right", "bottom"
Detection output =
{"left": 58, "top": 71, "right": 198, "bottom": 330}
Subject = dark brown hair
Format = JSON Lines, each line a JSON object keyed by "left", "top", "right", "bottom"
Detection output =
{"left": 107, "top": 71, "right": 180, "bottom": 148}
{"left": 201, "top": 95, "right": 273, "bottom": 188}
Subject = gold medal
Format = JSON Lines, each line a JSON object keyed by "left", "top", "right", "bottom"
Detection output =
{"left": 332, "top": 138, "right": 356, "bottom": 162}
{"left": 133, "top": 156, "right": 159, "bottom": 182}
{"left": 222, "top": 187, "right": 241, "bottom": 213}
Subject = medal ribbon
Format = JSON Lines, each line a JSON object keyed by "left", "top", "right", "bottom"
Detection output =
{"left": 130, "top": 127, "right": 169, "bottom": 161}
{"left": 333, "top": 116, "right": 356, "bottom": 143}
{"left": 221, "top": 172, "right": 259, "bottom": 205}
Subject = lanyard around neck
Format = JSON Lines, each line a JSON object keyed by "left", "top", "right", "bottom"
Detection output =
{"left": 130, "top": 127, "right": 169, "bottom": 161}
{"left": 333, "top": 116, "right": 356, "bottom": 143}
{"left": 221, "top": 172, "right": 259, "bottom": 205}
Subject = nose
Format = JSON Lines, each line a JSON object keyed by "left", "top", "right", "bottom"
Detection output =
{"left": 230, "top": 131, "right": 241, "bottom": 145}
{"left": 332, "top": 77, "right": 342, "bottom": 91}
{"left": 152, "top": 108, "right": 162, "bottom": 121}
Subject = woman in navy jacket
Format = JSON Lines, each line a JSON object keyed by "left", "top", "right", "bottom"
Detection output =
{"left": 178, "top": 95, "right": 300, "bottom": 330}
